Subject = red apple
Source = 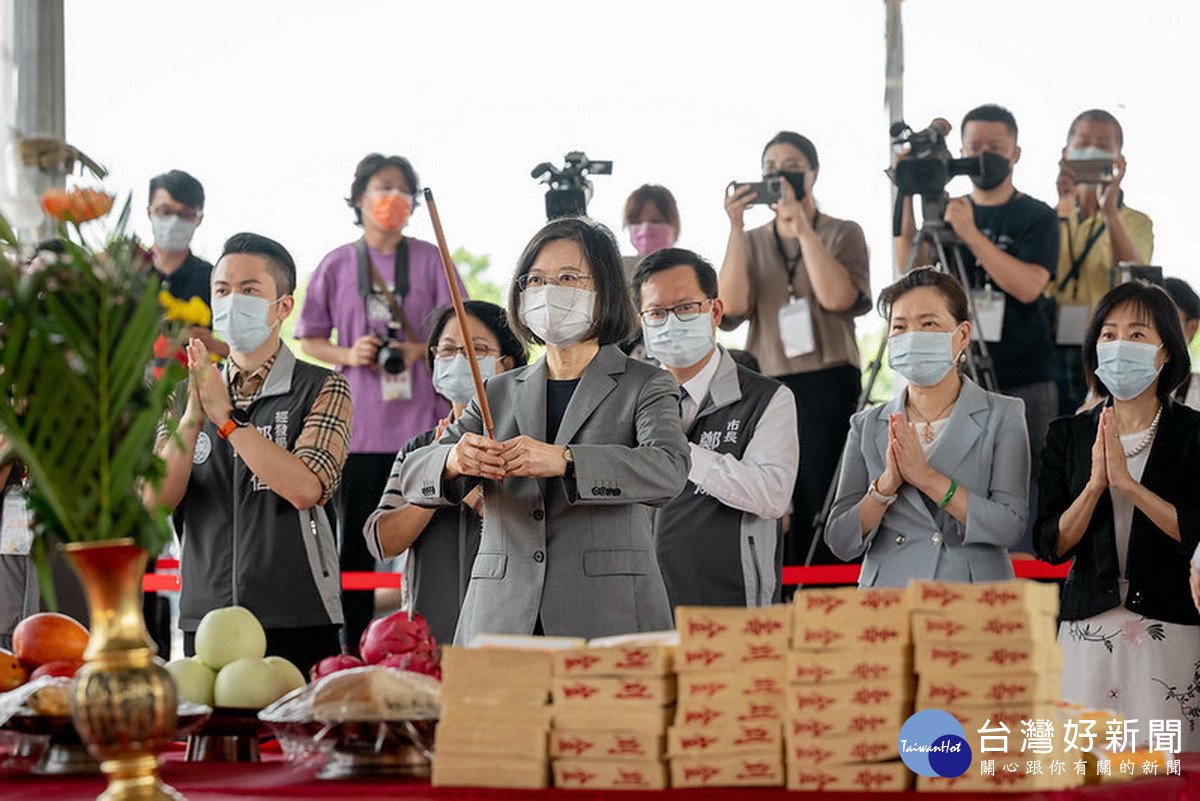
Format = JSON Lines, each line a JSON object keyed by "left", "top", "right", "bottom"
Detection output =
{"left": 29, "top": 659, "right": 83, "bottom": 680}
{"left": 309, "top": 653, "right": 365, "bottom": 682}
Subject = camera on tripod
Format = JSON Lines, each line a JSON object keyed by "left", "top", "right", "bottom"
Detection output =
{"left": 531, "top": 151, "right": 613, "bottom": 219}
{"left": 887, "top": 119, "right": 982, "bottom": 199}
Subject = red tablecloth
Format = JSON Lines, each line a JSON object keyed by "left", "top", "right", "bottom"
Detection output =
{"left": 3, "top": 753, "right": 1200, "bottom": 801}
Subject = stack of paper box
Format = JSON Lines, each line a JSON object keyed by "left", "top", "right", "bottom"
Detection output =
{"left": 666, "top": 605, "right": 791, "bottom": 788}
{"left": 549, "top": 635, "right": 676, "bottom": 790}
{"left": 434, "top": 638, "right": 581, "bottom": 789}
{"left": 785, "top": 586, "right": 914, "bottom": 792}
{"left": 908, "top": 580, "right": 1077, "bottom": 792}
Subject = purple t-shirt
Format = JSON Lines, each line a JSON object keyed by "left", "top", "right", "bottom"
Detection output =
{"left": 295, "top": 238, "right": 465, "bottom": 453}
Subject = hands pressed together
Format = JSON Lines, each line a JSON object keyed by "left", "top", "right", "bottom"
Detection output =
{"left": 183, "top": 338, "right": 233, "bottom": 429}
{"left": 1087, "top": 406, "right": 1134, "bottom": 494}
{"left": 875, "top": 412, "right": 937, "bottom": 496}
{"left": 446, "top": 432, "right": 569, "bottom": 481}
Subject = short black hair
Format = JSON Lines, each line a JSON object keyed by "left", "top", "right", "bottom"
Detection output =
{"left": 346, "top": 153, "right": 421, "bottom": 225}
{"left": 1083, "top": 281, "right": 1191, "bottom": 403}
{"left": 962, "top": 104, "right": 1019, "bottom": 141}
{"left": 630, "top": 247, "right": 718, "bottom": 305}
{"left": 1164, "top": 277, "right": 1200, "bottom": 323}
{"left": 1067, "top": 109, "right": 1124, "bottom": 150}
{"left": 761, "top": 131, "right": 819, "bottom": 171}
{"left": 148, "top": 169, "right": 204, "bottom": 210}
{"left": 426, "top": 300, "right": 528, "bottom": 371}
{"left": 506, "top": 216, "right": 637, "bottom": 348}
{"left": 623, "top": 184, "right": 681, "bottom": 238}
{"left": 877, "top": 267, "right": 970, "bottom": 325}
{"left": 219, "top": 232, "right": 297, "bottom": 297}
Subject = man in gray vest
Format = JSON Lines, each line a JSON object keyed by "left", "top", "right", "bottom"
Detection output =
{"left": 147, "top": 233, "right": 352, "bottom": 674}
{"left": 633, "top": 248, "right": 798, "bottom": 607}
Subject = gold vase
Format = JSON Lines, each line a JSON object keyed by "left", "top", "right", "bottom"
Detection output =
{"left": 62, "top": 538, "right": 182, "bottom": 801}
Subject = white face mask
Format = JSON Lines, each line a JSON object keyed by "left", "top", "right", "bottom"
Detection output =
{"left": 432, "top": 354, "right": 496, "bottom": 405}
{"left": 642, "top": 313, "right": 715, "bottom": 369}
{"left": 212, "top": 294, "right": 280, "bottom": 354}
{"left": 151, "top": 215, "right": 198, "bottom": 252}
{"left": 518, "top": 285, "right": 595, "bottom": 347}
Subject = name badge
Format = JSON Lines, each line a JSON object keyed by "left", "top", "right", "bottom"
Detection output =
{"left": 970, "top": 287, "right": 1006, "bottom": 343}
{"left": 1, "top": 492, "right": 34, "bottom": 556}
{"left": 778, "top": 297, "right": 816, "bottom": 358}
{"left": 381, "top": 369, "right": 413, "bottom": 402}
{"left": 1056, "top": 303, "right": 1089, "bottom": 346}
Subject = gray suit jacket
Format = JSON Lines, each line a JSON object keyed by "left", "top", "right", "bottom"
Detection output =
{"left": 824, "top": 378, "right": 1028, "bottom": 588}
{"left": 399, "top": 344, "right": 689, "bottom": 644}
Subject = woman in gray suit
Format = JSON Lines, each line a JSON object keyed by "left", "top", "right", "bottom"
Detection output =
{"left": 399, "top": 217, "right": 689, "bottom": 643}
{"left": 825, "top": 269, "right": 1029, "bottom": 587}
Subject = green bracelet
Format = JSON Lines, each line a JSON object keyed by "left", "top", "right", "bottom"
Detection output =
{"left": 937, "top": 479, "right": 958, "bottom": 509}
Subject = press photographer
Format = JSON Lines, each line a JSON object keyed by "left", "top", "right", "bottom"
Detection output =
{"left": 1048, "top": 109, "right": 1154, "bottom": 415}
{"left": 296, "top": 153, "right": 467, "bottom": 655}
{"left": 894, "top": 105, "right": 1059, "bottom": 553}
{"left": 719, "top": 130, "right": 871, "bottom": 570}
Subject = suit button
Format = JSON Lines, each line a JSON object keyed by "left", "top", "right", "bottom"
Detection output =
{"left": 895, "top": 534, "right": 906, "bottom": 545}
{"left": 931, "top": 533, "right": 942, "bottom": 545}
{"left": 532, "top": 509, "right": 545, "bottom": 521}
{"left": 592, "top": 487, "right": 602, "bottom": 495}
{"left": 533, "top": 550, "right": 545, "bottom": 563}
{"left": 611, "top": 488, "right": 621, "bottom": 497}
{"left": 422, "top": 486, "right": 435, "bottom": 496}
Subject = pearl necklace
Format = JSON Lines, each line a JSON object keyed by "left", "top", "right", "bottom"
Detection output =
{"left": 1122, "top": 405, "right": 1162, "bottom": 458}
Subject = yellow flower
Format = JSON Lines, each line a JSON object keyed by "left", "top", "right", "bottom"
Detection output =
{"left": 159, "top": 291, "right": 211, "bottom": 327}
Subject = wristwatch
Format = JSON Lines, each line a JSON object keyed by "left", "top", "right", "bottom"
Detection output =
{"left": 217, "top": 407, "right": 252, "bottom": 440}
{"left": 868, "top": 478, "right": 898, "bottom": 506}
{"left": 562, "top": 446, "right": 575, "bottom": 478}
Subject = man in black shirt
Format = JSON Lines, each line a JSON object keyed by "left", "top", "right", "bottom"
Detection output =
{"left": 148, "top": 169, "right": 227, "bottom": 357}
{"left": 897, "top": 104, "right": 1059, "bottom": 553}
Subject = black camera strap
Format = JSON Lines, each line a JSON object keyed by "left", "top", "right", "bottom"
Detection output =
{"left": 772, "top": 212, "right": 820, "bottom": 294}
{"left": 1058, "top": 215, "right": 1106, "bottom": 296}
{"left": 356, "top": 238, "right": 418, "bottom": 342}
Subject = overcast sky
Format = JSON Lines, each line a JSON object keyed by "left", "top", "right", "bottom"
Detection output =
{"left": 46, "top": 0, "right": 1200, "bottom": 338}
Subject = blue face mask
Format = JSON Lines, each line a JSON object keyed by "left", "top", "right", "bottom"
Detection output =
{"left": 642, "top": 313, "right": 715, "bottom": 369}
{"left": 888, "top": 331, "right": 956, "bottom": 387}
{"left": 1095, "top": 340, "right": 1161, "bottom": 401}
{"left": 212, "top": 294, "right": 279, "bottom": 354}
{"left": 432, "top": 353, "right": 496, "bottom": 405}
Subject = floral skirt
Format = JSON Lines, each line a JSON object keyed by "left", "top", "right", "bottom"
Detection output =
{"left": 1058, "top": 605, "right": 1200, "bottom": 751}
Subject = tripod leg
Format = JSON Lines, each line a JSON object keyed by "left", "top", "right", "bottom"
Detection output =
{"left": 803, "top": 227, "right": 929, "bottom": 579}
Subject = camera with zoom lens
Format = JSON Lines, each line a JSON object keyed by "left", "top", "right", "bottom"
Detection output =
{"left": 377, "top": 322, "right": 407, "bottom": 375}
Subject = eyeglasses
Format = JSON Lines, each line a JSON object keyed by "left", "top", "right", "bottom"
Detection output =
{"left": 516, "top": 273, "right": 593, "bottom": 291}
{"left": 639, "top": 300, "right": 711, "bottom": 327}
{"left": 149, "top": 206, "right": 202, "bottom": 223}
{"left": 430, "top": 344, "right": 502, "bottom": 359}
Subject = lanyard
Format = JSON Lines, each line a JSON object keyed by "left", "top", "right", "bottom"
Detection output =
{"left": 772, "top": 212, "right": 821, "bottom": 296}
{"left": 1058, "top": 214, "right": 1106, "bottom": 296}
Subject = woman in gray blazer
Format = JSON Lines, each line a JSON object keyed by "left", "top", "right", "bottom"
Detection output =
{"left": 825, "top": 269, "right": 1029, "bottom": 588}
{"left": 399, "top": 217, "right": 689, "bottom": 643}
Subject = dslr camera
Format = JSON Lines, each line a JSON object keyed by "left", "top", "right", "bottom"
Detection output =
{"left": 731, "top": 172, "right": 806, "bottom": 206}
{"left": 376, "top": 322, "right": 407, "bottom": 375}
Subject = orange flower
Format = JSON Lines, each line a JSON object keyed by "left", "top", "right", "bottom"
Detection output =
{"left": 42, "top": 188, "right": 115, "bottom": 223}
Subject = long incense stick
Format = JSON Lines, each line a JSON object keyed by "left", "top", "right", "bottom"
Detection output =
{"left": 423, "top": 188, "right": 494, "bottom": 438}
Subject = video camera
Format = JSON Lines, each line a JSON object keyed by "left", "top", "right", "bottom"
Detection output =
{"left": 531, "top": 151, "right": 613, "bottom": 219}
{"left": 887, "top": 119, "right": 986, "bottom": 199}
